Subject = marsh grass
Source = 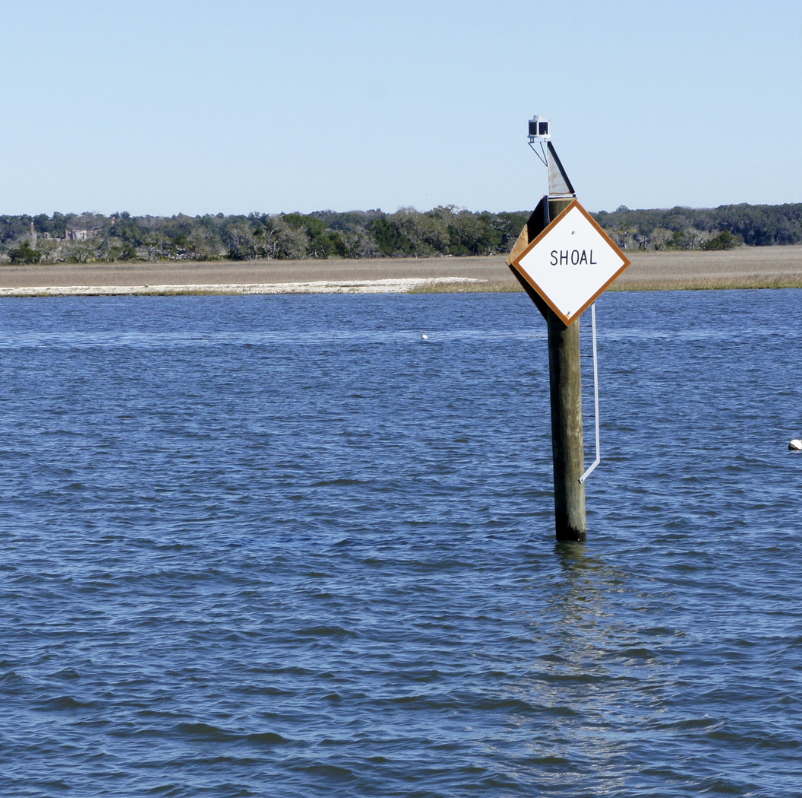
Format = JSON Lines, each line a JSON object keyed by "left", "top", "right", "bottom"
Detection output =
{"left": 611, "top": 275, "right": 802, "bottom": 292}
{"left": 4, "top": 287, "right": 240, "bottom": 298}
{"left": 409, "top": 275, "right": 802, "bottom": 294}
{"left": 408, "top": 280, "right": 522, "bottom": 294}
{"left": 141, "top": 288, "right": 236, "bottom": 296}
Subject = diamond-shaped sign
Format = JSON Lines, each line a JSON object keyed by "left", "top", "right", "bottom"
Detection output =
{"left": 510, "top": 200, "right": 631, "bottom": 326}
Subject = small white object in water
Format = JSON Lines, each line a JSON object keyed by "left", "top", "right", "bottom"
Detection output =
{"left": 421, "top": 334, "right": 428, "bottom": 340}
{"left": 789, "top": 439, "right": 802, "bottom": 451}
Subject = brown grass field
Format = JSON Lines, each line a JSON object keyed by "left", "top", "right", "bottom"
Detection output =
{"left": 1, "top": 245, "right": 801, "bottom": 296}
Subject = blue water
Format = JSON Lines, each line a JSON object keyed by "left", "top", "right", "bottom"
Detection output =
{"left": 1, "top": 289, "right": 802, "bottom": 797}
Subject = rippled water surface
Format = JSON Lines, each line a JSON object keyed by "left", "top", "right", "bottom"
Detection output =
{"left": 2, "top": 290, "right": 802, "bottom": 797}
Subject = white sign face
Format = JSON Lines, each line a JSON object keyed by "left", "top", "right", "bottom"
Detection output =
{"left": 511, "top": 200, "right": 630, "bottom": 326}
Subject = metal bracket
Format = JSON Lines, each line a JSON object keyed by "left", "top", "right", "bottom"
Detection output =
{"left": 579, "top": 303, "right": 600, "bottom": 483}
{"left": 528, "top": 139, "right": 549, "bottom": 167}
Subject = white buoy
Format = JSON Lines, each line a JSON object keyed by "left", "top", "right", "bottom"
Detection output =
{"left": 789, "top": 439, "right": 802, "bottom": 451}
{"left": 421, "top": 334, "right": 428, "bottom": 340}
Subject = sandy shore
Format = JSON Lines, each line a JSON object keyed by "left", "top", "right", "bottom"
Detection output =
{"left": 1, "top": 246, "right": 801, "bottom": 296}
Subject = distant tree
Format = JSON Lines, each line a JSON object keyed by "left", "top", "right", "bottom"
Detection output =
{"left": 110, "top": 213, "right": 146, "bottom": 247}
{"left": 611, "top": 223, "right": 637, "bottom": 249}
{"left": 222, "top": 220, "right": 260, "bottom": 260}
{"left": 33, "top": 214, "right": 50, "bottom": 235}
{"left": 261, "top": 217, "right": 309, "bottom": 259}
{"left": 1, "top": 202, "right": 801, "bottom": 265}
{"left": 702, "top": 229, "right": 740, "bottom": 250}
{"left": 343, "top": 226, "right": 380, "bottom": 258}
{"left": 64, "top": 240, "right": 96, "bottom": 263}
{"left": 495, "top": 211, "right": 530, "bottom": 250}
{"left": 367, "top": 216, "right": 416, "bottom": 256}
{"left": 0, "top": 215, "right": 32, "bottom": 244}
{"left": 649, "top": 227, "right": 673, "bottom": 250}
{"left": 282, "top": 213, "right": 346, "bottom": 258}
{"left": 50, "top": 212, "right": 68, "bottom": 239}
{"left": 405, "top": 207, "right": 449, "bottom": 254}
{"left": 185, "top": 226, "right": 221, "bottom": 260}
{"left": 8, "top": 241, "right": 42, "bottom": 264}
{"left": 451, "top": 210, "right": 505, "bottom": 255}
{"left": 117, "top": 242, "right": 139, "bottom": 261}
{"left": 666, "top": 230, "right": 688, "bottom": 250}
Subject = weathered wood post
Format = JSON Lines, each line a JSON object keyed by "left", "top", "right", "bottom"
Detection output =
{"left": 545, "top": 254, "right": 586, "bottom": 539}
{"left": 508, "top": 196, "right": 586, "bottom": 540}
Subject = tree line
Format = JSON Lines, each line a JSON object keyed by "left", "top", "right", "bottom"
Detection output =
{"left": 1, "top": 202, "right": 800, "bottom": 264}
{"left": 596, "top": 202, "right": 802, "bottom": 251}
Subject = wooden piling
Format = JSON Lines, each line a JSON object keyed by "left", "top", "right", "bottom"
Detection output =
{"left": 546, "top": 302, "right": 586, "bottom": 540}
{"left": 508, "top": 196, "right": 587, "bottom": 540}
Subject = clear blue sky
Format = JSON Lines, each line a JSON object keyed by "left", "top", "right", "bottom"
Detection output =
{"left": 2, "top": 0, "right": 800, "bottom": 216}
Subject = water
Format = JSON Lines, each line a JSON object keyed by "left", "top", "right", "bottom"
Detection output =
{"left": 1, "top": 289, "right": 801, "bottom": 797}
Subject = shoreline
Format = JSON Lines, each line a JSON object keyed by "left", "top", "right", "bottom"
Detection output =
{"left": 0, "top": 277, "right": 485, "bottom": 298}
{"left": 1, "top": 246, "right": 801, "bottom": 296}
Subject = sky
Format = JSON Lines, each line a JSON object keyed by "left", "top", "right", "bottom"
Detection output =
{"left": 1, "top": 0, "right": 800, "bottom": 216}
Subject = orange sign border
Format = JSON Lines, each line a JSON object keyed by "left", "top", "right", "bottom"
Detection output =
{"left": 510, "top": 199, "right": 631, "bottom": 326}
